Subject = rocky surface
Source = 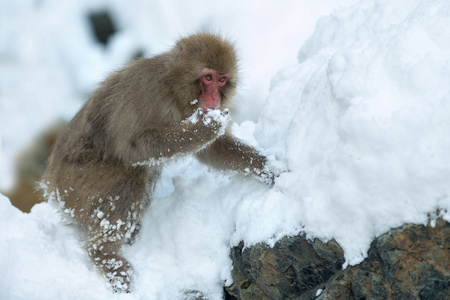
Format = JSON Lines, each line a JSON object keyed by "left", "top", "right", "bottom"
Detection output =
{"left": 226, "top": 219, "right": 449, "bottom": 300}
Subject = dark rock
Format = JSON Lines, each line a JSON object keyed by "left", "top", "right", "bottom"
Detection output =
{"left": 319, "top": 219, "right": 450, "bottom": 300}
{"left": 88, "top": 11, "right": 117, "bottom": 46}
{"left": 226, "top": 219, "right": 450, "bottom": 300}
{"left": 226, "top": 235, "right": 345, "bottom": 299}
{"left": 224, "top": 287, "right": 238, "bottom": 300}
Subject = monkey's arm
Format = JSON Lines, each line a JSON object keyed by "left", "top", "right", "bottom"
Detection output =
{"left": 196, "top": 133, "right": 274, "bottom": 185}
{"left": 118, "top": 111, "right": 229, "bottom": 166}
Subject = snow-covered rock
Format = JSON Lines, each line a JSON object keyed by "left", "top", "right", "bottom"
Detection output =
{"left": 256, "top": 0, "right": 450, "bottom": 265}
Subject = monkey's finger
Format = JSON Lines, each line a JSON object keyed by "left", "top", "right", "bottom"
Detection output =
{"left": 260, "top": 170, "right": 276, "bottom": 188}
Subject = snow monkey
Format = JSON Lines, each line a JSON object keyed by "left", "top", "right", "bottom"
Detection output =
{"left": 43, "top": 33, "right": 273, "bottom": 292}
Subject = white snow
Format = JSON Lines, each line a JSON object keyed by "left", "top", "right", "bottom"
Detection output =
{"left": 316, "top": 288, "right": 324, "bottom": 296}
{"left": 1, "top": 0, "right": 450, "bottom": 299}
{"left": 255, "top": 0, "right": 450, "bottom": 265}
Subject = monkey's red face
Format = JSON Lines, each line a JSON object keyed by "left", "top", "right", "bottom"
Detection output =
{"left": 198, "top": 68, "right": 230, "bottom": 112}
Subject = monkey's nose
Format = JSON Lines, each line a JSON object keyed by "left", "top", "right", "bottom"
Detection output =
{"left": 212, "top": 93, "right": 221, "bottom": 104}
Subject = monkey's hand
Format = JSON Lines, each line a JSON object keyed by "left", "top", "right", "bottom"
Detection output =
{"left": 261, "top": 170, "right": 276, "bottom": 188}
{"left": 256, "top": 156, "right": 288, "bottom": 188}
{"left": 185, "top": 108, "right": 231, "bottom": 137}
{"left": 260, "top": 163, "right": 290, "bottom": 188}
{"left": 201, "top": 108, "right": 231, "bottom": 137}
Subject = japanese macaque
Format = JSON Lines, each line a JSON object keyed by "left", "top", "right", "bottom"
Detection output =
{"left": 43, "top": 33, "right": 273, "bottom": 292}
{"left": 5, "top": 124, "right": 62, "bottom": 212}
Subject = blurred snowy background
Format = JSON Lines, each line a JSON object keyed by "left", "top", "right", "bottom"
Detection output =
{"left": 0, "top": 0, "right": 356, "bottom": 190}
{"left": 1, "top": 0, "right": 450, "bottom": 299}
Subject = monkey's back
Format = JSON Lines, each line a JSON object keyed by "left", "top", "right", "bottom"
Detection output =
{"left": 42, "top": 59, "right": 168, "bottom": 226}
{"left": 44, "top": 116, "right": 152, "bottom": 227}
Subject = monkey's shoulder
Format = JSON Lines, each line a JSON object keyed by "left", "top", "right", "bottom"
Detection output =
{"left": 124, "top": 55, "right": 173, "bottom": 77}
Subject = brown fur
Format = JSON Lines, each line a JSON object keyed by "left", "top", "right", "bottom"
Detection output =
{"left": 5, "top": 124, "right": 62, "bottom": 212}
{"left": 43, "top": 33, "right": 269, "bottom": 292}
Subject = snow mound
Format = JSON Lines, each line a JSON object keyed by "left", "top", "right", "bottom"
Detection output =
{"left": 256, "top": 0, "right": 450, "bottom": 264}
{"left": 0, "top": 193, "right": 111, "bottom": 299}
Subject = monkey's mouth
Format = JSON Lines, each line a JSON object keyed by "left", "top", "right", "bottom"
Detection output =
{"left": 198, "top": 89, "right": 222, "bottom": 112}
{"left": 205, "top": 104, "right": 220, "bottom": 110}
{"left": 198, "top": 100, "right": 220, "bottom": 112}
{"left": 200, "top": 105, "right": 220, "bottom": 113}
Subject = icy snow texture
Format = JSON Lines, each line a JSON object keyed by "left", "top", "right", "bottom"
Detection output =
{"left": 256, "top": 0, "right": 450, "bottom": 264}
{"left": 1, "top": 0, "right": 450, "bottom": 299}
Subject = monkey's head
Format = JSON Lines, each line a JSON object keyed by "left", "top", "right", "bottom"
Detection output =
{"left": 170, "top": 33, "right": 238, "bottom": 117}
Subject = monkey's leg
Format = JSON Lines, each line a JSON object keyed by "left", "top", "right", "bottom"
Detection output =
{"left": 86, "top": 228, "right": 133, "bottom": 293}
{"left": 84, "top": 190, "right": 150, "bottom": 294}
{"left": 80, "top": 166, "right": 150, "bottom": 293}
{"left": 125, "top": 167, "right": 160, "bottom": 246}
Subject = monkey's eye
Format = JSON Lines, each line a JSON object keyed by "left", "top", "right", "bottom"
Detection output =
{"left": 205, "top": 75, "right": 212, "bottom": 81}
{"left": 219, "top": 77, "right": 226, "bottom": 82}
